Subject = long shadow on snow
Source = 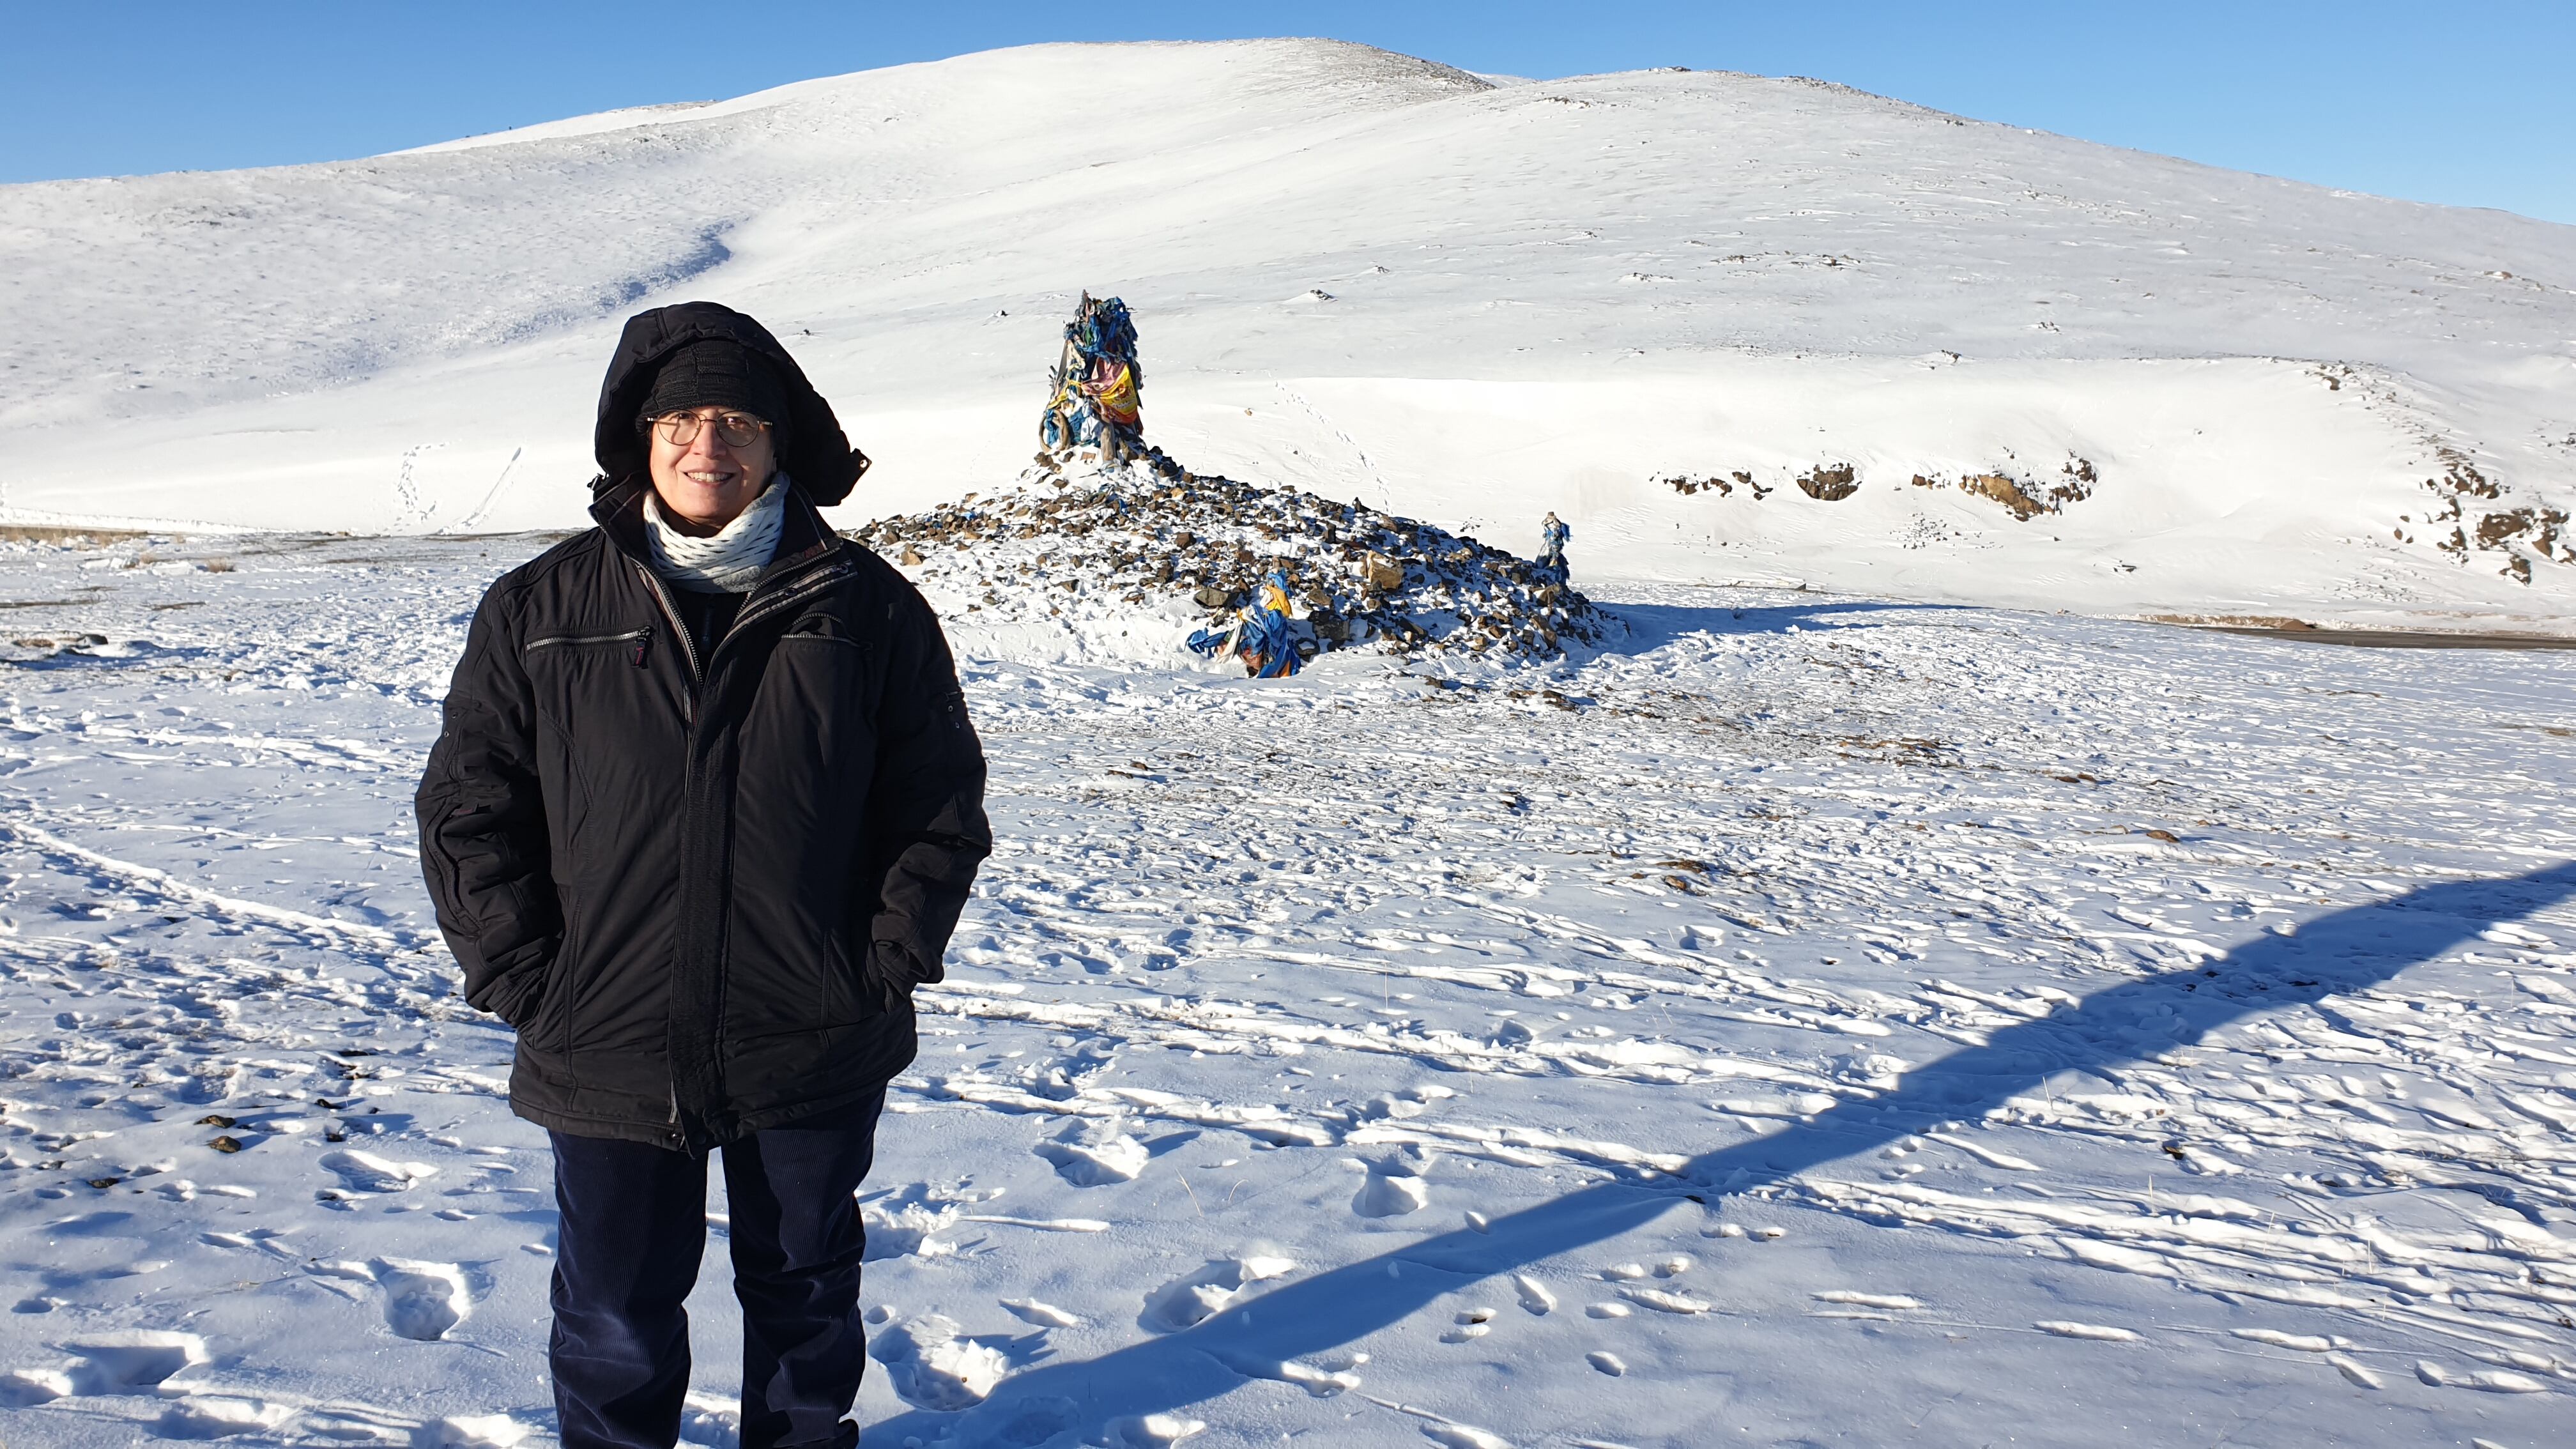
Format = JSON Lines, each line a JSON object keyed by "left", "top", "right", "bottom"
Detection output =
{"left": 1591, "top": 595, "right": 1968, "bottom": 654}
{"left": 866, "top": 861, "right": 2576, "bottom": 1445}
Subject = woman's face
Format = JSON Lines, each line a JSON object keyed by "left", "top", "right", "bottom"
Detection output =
{"left": 646, "top": 407, "right": 776, "bottom": 535}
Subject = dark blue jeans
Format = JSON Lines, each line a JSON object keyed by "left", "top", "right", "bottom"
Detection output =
{"left": 549, "top": 1093, "right": 884, "bottom": 1449}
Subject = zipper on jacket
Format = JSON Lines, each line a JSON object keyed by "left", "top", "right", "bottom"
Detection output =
{"left": 633, "top": 565, "right": 703, "bottom": 722}
{"left": 526, "top": 626, "right": 652, "bottom": 653}
{"left": 622, "top": 510, "right": 853, "bottom": 685}
{"left": 714, "top": 560, "right": 855, "bottom": 661}
{"left": 631, "top": 540, "right": 853, "bottom": 1154}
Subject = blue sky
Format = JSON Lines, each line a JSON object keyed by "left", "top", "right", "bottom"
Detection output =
{"left": 7, "top": 1, "right": 2571, "bottom": 224}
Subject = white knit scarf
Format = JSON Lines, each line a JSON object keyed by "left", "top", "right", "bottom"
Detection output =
{"left": 643, "top": 476, "right": 788, "bottom": 594}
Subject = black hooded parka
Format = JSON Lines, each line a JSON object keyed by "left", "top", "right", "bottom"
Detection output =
{"left": 416, "top": 303, "right": 992, "bottom": 1153}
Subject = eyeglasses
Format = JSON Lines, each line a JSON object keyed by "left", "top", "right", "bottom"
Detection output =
{"left": 648, "top": 410, "right": 772, "bottom": 450}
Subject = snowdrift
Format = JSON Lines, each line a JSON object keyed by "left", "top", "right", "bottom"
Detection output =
{"left": 4, "top": 38, "right": 2573, "bottom": 630}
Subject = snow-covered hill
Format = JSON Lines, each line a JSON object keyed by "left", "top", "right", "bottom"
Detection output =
{"left": 5, "top": 38, "right": 2573, "bottom": 630}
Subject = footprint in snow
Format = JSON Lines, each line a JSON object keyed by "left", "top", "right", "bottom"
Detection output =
{"left": 1106, "top": 1413, "right": 1207, "bottom": 1446}
{"left": 2230, "top": 1328, "right": 2332, "bottom": 1353}
{"left": 158, "top": 1396, "right": 298, "bottom": 1437}
{"left": 317, "top": 1149, "right": 436, "bottom": 1195}
{"left": 2, "top": 1330, "right": 207, "bottom": 1402}
{"left": 678, "top": 1392, "right": 739, "bottom": 1446}
{"left": 1349, "top": 1154, "right": 1430, "bottom": 1218}
{"left": 1618, "top": 1285, "right": 1712, "bottom": 1315}
{"left": 1439, "top": 1308, "right": 1495, "bottom": 1343}
{"left": 868, "top": 1315, "right": 1010, "bottom": 1411}
{"left": 1513, "top": 1274, "right": 1556, "bottom": 1315}
{"left": 1034, "top": 1124, "right": 1149, "bottom": 1186}
{"left": 312, "top": 1257, "right": 477, "bottom": 1340}
{"left": 1141, "top": 1255, "right": 1297, "bottom": 1332}
{"left": 1813, "top": 1291, "right": 1921, "bottom": 1311}
{"left": 2034, "top": 1321, "right": 2138, "bottom": 1342}
{"left": 1356, "top": 1084, "right": 1455, "bottom": 1121}
{"left": 860, "top": 1184, "right": 965, "bottom": 1261}
{"left": 1414, "top": 1420, "right": 1511, "bottom": 1449}
{"left": 0, "top": 1369, "right": 75, "bottom": 1407}
{"left": 2414, "top": 1360, "right": 2549, "bottom": 1393}
{"left": 374, "top": 1259, "right": 474, "bottom": 1341}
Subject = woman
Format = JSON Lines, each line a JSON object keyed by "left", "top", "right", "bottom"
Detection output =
{"left": 416, "top": 300, "right": 992, "bottom": 1449}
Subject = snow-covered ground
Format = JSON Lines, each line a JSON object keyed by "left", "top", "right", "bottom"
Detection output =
{"left": 1, "top": 532, "right": 2571, "bottom": 1447}
{"left": 4, "top": 39, "right": 2573, "bottom": 629}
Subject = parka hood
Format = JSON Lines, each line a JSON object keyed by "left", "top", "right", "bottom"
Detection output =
{"left": 593, "top": 302, "right": 870, "bottom": 507}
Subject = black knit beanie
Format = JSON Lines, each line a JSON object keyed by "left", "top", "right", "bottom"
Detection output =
{"left": 637, "top": 339, "right": 793, "bottom": 447}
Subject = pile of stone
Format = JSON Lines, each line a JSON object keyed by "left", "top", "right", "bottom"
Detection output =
{"left": 845, "top": 449, "right": 1614, "bottom": 663}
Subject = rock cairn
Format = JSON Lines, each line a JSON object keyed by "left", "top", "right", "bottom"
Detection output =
{"left": 846, "top": 449, "right": 1614, "bottom": 663}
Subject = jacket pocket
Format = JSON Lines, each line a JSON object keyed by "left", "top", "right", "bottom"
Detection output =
{"left": 777, "top": 629, "right": 869, "bottom": 659}
{"left": 826, "top": 930, "right": 882, "bottom": 1023}
{"left": 523, "top": 618, "right": 654, "bottom": 680}
{"left": 466, "top": 931, "right": 557, "bottom": 1031}
{"left": 866, "top": 939, "right": 926, "bottom": 1001}
{"left": 526, "top": 625, "right": 653, "bottom": 658}
{"left": 743, "top": 627, "right": 878, "bottom": 800}
{"left": 525, "top": 896, "right": 582, "bottom": 1053}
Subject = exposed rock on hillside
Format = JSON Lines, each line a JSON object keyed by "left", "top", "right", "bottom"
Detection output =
{"left": 1918, "top": 459, "right": 2097, "bottom": 522}
{"left": 2415, "top": 451, "right": 2570, "bottom": 583}
{"left": 1796, "top": 464, "right": 1860, "bottom": 501}
{"left": 1657, "top": 457, "right": 2096, "bottom": 519}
